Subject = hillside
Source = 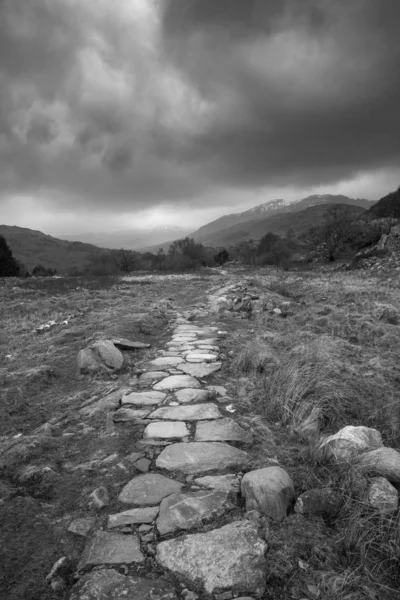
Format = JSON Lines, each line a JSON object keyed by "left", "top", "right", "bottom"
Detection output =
{"left": 365, "top": 186, "right": 400, "bottom": 220}
{"left": 59, "top": 226, "right": 190, "bottom": 250}
{"left": 190, "top": 203, "right": 366, "bottom": 247}
{"left": 191, "top": 194, "right": 373, "bottom": 242}
{"left": 0, "top": 225, "right": 107, "bottom": 273}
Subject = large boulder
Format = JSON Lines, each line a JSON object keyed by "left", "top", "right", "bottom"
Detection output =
{"left": 78, "top": 340, "right": 124, "bottom": 374}
{"left": 357, "top": 447, "right": 400, "bottom": 482}
{"left": 156, "top": 521, "right": 267, "bottom": 596}
{"left": 241, "top": 466, "right": 294, "bottom": 522}
{"left": 318, "top": 426, "right": 383, "bottom": 461}
{"left": 367, "top": 477, "right": 398, "bottom": 514}
{"left": 69, "top": 570, "right": 177, "bottom": 600}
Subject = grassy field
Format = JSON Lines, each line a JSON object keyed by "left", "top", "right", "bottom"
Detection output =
{"left": 1, "top": 266, "right": 400, "bottom": 599}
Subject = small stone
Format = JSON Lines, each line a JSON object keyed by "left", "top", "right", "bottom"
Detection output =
{"left": 108, "top": 506, "right": 159, "bottom": 528}
{"left": 142, "top": 532, "right": 154, "bottom": 542}
{"left": 179, "top": 363, "right": 222, "bottom": 378}
{"left": 157, "top": 489, "right": 233, "bottom": 535}
{"left": 68, "top": 517, "right": 96, "bottom": 537}
{"left": 241, "top": 467, "right": 294, "bottom": 522}
{"left": 206, "top": 385, "right": 227, "bottom": 397}
{"left": 144, "top": 422, "right": 189, "bottom": 439}
{"left": 195, "top": 418, "right": 248, "bottom": 443}
{"left": 121, "top": 391, "right": 167, "bottom": 406}
{"left": 89, "top": 486, "right": 110, "bottom": 509}
{"left": 139, "top": 524, "right": 152, "bottom": 532}
{"left": 140, "top": 372, "right": 167, "bottom": 384}
{"left": 78, "top": 531, "right": 144, "bottom": 571}
{"left": 175, "top": 389, "right": 212, "bottom": 404}
{"left": 70, "top": 569, "right": 177, "bottom": 600}
{"left": 193, "top": 474, "right": 239, "bottom": 493}
{"left": 153, "top": 375, "right": 201, "bottom": 391}
{"left": 124, "top": 451, "right": 146, "bottom": 464}
{"left": 112, "top": 338, "right": 151, "bottom": 350}
{"left": 134, "top": 457, "right": 151, "bottom": 473}
{"left": 367, "top": 477, "right": 399, "bottom": 513}
{"left": 118, "top": 473, "right": 183, "bottom": 505}
{"left": 148, "top": 404, "right": 221, "bottom": 421}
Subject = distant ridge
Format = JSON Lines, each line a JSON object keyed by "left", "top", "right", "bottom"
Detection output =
{"left": 0, "top": 225, "right": 107, "bottom": 272}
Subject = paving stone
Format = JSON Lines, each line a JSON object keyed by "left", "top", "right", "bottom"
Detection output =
{"left": 149, "top": 357, "right": 184, "bottom": 369}
{"left": 68, "top": 517, "right": 96, "bottom": 537}
{"left": 118, "top": 473, "right": 183, "bottom": 505}
{"left": 108, "top": 506, "right": 159, "bottom": 528}
{"left": 174, "top": 388, "right": 212, "bottom": 404}
{"left": 139, "top": 372, "right": 167, "bottom": 384}
{"left": 156, "top": 521, "right": 267, "bottom": 596}
{"left": 113, "top": 408, "right": 150, "bottom": 422}
{"left": 241, "top": 466, "right": 294, "bottom": 521}
{"left": 144, "top": 421, "right": 189, "bottom": 439}
{"left": 121, "top": 391, "right": 167, "bottom": 406}
{"left": 193, "top": 474, "right": 240, "bottom": 493}
{"left": 149, "top": 403, "right": 221, "bottom": 421}
{"left": 78, "top": 531, "right": 144, "bottom": 571}
{"left": 111, "top": 338, "right": 151, "bottom": 350}
{"left": 157, "top": 489, "right": 233, "bottom": 535}
{"left": 195, "top": 418, "right": 249, "bottom": 443}
{"left": 156, "top": 442, "right": 249, "bottom": 474}
{"left": 153, "top": 375, "right": 201, "bottom": 391}
{"left": 179, "top": 363, "right": 222, "bottom": 378}
{"left": 185, "top": 353, "right": 218, "bottom": 363}
{"left": 70, "top": 569, "right": 177, "bottom": 600}
{"left": 134, "top": 457, "right": 151, "bottom": 472}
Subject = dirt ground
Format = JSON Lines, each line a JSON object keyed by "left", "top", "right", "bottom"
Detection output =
{"left": 1, "top": 266, "right": 400, "bottom": 599}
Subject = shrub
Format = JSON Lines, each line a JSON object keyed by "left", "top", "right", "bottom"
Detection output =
{"left": 0, "top": 235, "right": 21, "bottom": 277}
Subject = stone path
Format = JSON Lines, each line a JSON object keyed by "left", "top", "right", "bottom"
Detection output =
{"left": 68, "top": 309, "right": 294, "bottom": 599}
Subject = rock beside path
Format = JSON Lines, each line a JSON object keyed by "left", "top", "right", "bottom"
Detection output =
{"left": 156, "top": 521, "right": 267, "bottom": 596}
{"left": 241, "top": 466, "right": 294, "bottom": 522}
{"left": 319, "top": 426, "right": 383, "bottom": 461}
{"left": 111, "top": 338, "right": 151, "bottom": 350}
{"left": 70, "top": 570, "right": 177, "bottom": 600}
{"left": 357, "top": 447, "right": 400, "bottom": 482}
{"left": 78, "top": 340, "right": 124, "bottom": 374}
{"left": 118, "top": 473, "right": 183, "bottom": 505}
{"left": 156, "top": 442, "right": 249, "bottom": 474}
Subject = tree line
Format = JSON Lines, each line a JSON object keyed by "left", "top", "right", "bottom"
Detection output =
{"left": 0, "top": 204, "right": 394, "bottom": 277}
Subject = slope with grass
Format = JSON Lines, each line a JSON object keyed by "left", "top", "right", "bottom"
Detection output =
{"left": 0, "top": 225, "right": 108, "bottom": 273}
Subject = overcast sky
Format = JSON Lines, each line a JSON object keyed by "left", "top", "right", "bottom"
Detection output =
{"left": 1, "top": 0, "right": 399, "bottom": 234}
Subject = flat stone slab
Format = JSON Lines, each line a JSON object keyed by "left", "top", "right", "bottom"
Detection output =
{"left": 118, "top": 473, "right": 183, "bottom": 505}
{"left": 185, "top": 353, "right": 218, "bottom": 363}
{"left": 144, "top": 421, "right": 189, "bottom": 439}
{"left": 108, "top": 506, "right": 159, "bottom": 528}
{"left": 156, "top": 521, "right": 267, "bottom": 596}
{"left": 149, "top": 404, "right": 221, "bottom": 421}
{"left": 121, "top": 391, "right": 167, "bottom": 406}
{"left": 157, "top": 489, "right": 233, "bottom": 535}
{"left": 78, "top": 531, "right": 144, "bottom": 571}
{"left": 175, "top": 388, "right": 212, "bottom": 404}
{"left": 153, "top": 375, "right": 201, "bottom": 391}
{"left": 139, "top": 372, "right": 167, "bottom": 383}
{"left": 179, "top": 363, "right": 222, "bottom": 378}
{"left": 70, "top": 570, "right": 177, "bottom": 600}
{"left": 149, "top": 357, "right": 184, "bottom": 369}
{"left": 195, "top": 418, "right": 249, "bottom": 443}
{"left": 194, "top": 474, "right": 240, "bottom": 492}
{"left": 112, "top": 338, "right": 151, "bottom": 350}
{"left": 156, "top": 442, "right": 249, "bottom": 474}
{"left": 113, "top": 408, "right": 150, "bottom": 422}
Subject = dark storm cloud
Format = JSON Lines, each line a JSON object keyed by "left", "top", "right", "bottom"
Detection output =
{"left": 161, "top": 0, "right": 400, "bottom": 186}
{"left": 0, "top": 0, "right": 399, "bottom": 215}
